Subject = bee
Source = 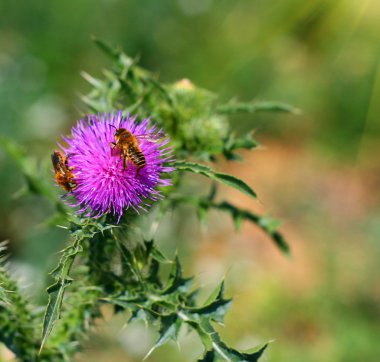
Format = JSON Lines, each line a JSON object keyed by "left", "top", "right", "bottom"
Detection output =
{"left": 110, "top": 126, "right": 163, "bottom": 174}
{"left": 51, "top": 151, "right": 76, "bottom": 192}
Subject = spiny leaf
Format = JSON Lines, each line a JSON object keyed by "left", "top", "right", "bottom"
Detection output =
{"left": 198, "top": 350, "right": 215, "bottom": 362}
{"left": 80, "top": 71, "right": 104, "bottom": 89}
{"left": 161, "top": 256, "right": 193, "bottom": 295}
{"left": 172, "top": 161, "right": 257, "bottom": 199}
{"left": 185, "top": 280, "right": 231, "bottom": 325}
{"left": 92, "top": 36, "right": 120, "bottom": 60}
{"left": 40, "top": 238, "right": 83, "bottom": 352}
{"left": 204, "top": 280, "right": 226, "bottom": 306}
{"left": 144, "top": 314, "right": 182, "bottom": 360}
{"left": 40, "top": 279, "right": 72, "bottom": 352}
{"left": 169, "top": 195, "right": 290, "bottom": 254}
{"left": 187, "top": 298, "right": 231, "bottom": 325}
{"left": 93, "top": 37, "right": 140, "bottom": 73}
{"left": 238, "top": 343, "right": 269, "bottom": 361}
{"left": 0, "top": 252, "right": 39, "bottom": 360}
{"left": 216, "top": 100, "right": 301, "bottom": 115}
{"left": 128, "top": 308, "right": 150, "bottom": 325}
{"left": 198, "top": 344, "right": 268, "bottom": 362}
{"left": 0, "top": 284, "right": 9, "bottom": 304}
{"left": 229, "top": 133, "right": 258, "bottom": 151}
{"left": 80, "top": 93, "right": 111, "bottom": 113}
{"left": 144, "top": 240, "right": 172, "bottom": 264}
{"left": 223, "top": 132, "right": 259, "bottom": 160}
{"left": 215, "top": 201, "right": 289, "bottom": 254}
{"left": 0, "top": 242, "right": 12, "bottom": 305}
{"left": 257, "top": 215, "right": 282, "bottom": 233}
{"left": 185, "top": 317, "right": 268, "bottom": 361}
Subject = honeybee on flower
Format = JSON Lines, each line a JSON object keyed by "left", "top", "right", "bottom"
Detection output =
{"left": 110, "top": 125, "right": 165, "bottom": 174}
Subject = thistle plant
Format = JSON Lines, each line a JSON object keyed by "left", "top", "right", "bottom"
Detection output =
{"left": 0, "top": 39, "right": 298, "bottom": 361}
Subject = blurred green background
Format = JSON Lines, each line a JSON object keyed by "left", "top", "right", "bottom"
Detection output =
{"left": 0, "top": 0, "right": 379, "bottom": 361}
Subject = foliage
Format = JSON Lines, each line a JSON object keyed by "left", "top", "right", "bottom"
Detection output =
{"left": 0, "top": 40, "right": 294, "bottom": 361}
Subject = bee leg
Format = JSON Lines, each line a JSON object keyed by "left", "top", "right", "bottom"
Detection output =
{"left": 110, "top": 142, "right": 117, "bottom": 155}
{"left": 123, "top": 156, "right": 128, "bottom": 170}
{"left": 64, "top": 154, "right": 70, "bottom": 168}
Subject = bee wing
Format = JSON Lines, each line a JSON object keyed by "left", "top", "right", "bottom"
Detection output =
{"left": 135, "top": 132, "right": 165, "bottom": 142}
{"left": 51, "top": 152, "right": 65, "bottom": 172}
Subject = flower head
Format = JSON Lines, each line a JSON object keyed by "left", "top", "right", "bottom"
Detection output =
{"left": 56, "top": 112, "right": 174, "bottom": 221}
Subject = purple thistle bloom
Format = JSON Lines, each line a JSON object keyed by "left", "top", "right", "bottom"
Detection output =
{"left": 56, "top": 112, "right": 174, "bottom": 221}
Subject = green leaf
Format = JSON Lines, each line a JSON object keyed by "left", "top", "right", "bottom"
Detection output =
{"left": 92, "top": 37, "right": 138, "bottom": 71}
{"left": 185, "top": 317, "right": 268, "bottom": 362}
{"left": 80, "top": 94, "right": 108, "bottom": 113}
{"left": 172, "top": 161, "right": 257, "bottom": 199}
{"left": 215, "top": 201, "right": 290, "bottom": 254}
{"left": 230, "top": 133, "right": 258, "bottom": 151}
{"left": 40, "top": 279, "right": 72, "bottom": 352}
{"left": 0, "top": 246, "right": 39, "bottom": 360}
{"left": 198, "top": 350, "right": 216, "bottom": 362}
{"left": 257, "top": 215, "right": 282, "bottom": 233}
{"left": 187, "top": 281, "right": 231, "bottom": 325}
{"left": 216, "top": 100, "right": 301, "bottom": 115}
{"left": 0, "top": 285, "right": 8, "bottom": 304}
{"left": 223, "top": 132, "right": 259, "bottom": 160}
{"left": 168, "top": 196, "right": 290, "bottom": 254}
{"left": 239, "top": 343, "right": 269, "bottom": 361}
{"left": 144, "top": 240, "right": 172, "bottom": 264}
{"left": 197, "top": 343, "right": 268, "bottom": 362}
{"left": 204, "top": 280, "right": 226, "bottom": 306}
{"left": 144, "top": 314, "right": 182, "bottom": 360}
{"left": 80, "top": 71, "right": 104, "bottom": 89}
{"left": 92, "top": 36, "right": 120, "bottom": 60}
{"left": 40, "top": 238, "right": 83, "bottom": 352}
{"left": 214, "top": 173, "right": 256, "bottom": 199}
{"left": 160, "top": 256, "right": 193, "bottom": 295}
{"left": 128, "top": 308, "right": 150, "bottom": 325}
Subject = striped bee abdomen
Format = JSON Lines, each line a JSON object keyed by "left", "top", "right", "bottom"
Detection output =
{"left": 128, "top": 147, "right": 146, "bottom": 169}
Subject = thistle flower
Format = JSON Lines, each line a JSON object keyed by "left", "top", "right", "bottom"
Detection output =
{"left": 56, "top": 112, "right": 174, "bottom": 221}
